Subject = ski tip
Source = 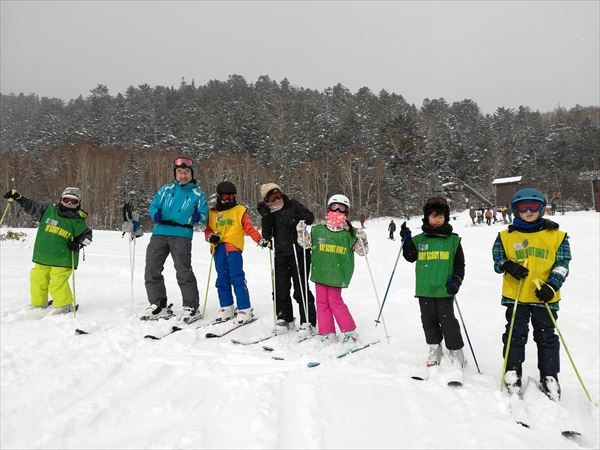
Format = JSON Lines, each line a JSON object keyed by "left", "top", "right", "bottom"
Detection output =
{"left": 205, "top": 333, "right": 218, "bottom": 338}
{"left": 171, "top": 326, "right": 182, "bottom": 332}
{"left": 448, "top": 381, "right": 463, "bottom": 388}
{"left": 410, "top": 375, "right": 427, "bottom": 381}
{"left": 144, "top": 335, "right": 160, "bottom": 340}
{"left": 517, "top": 421, "right": 530, "bottom": 428}
{"left": 307, "top": 361, "right": 320, "bottom": 368}
{"left": 561, "top": 431, "right": 581, "bottom": 438}
{"left": 262, "top": 346, "right": 274, "bottom": 352}
{"left": 74, "top": 328, "right": 89, "bottom": 335}
{"left": 272, "top": 356, "right": 284, "bottom": 361}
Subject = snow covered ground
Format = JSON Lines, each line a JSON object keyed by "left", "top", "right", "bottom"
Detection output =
{"left": 1, "top": 210, "right": 598, "bottom": 449}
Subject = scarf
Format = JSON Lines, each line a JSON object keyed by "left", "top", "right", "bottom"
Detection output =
{"left": 326, "top": 211, "right": 348, "bottom": 230}
{"left": 267, "top": 198, "right": 284, "bottom": 213}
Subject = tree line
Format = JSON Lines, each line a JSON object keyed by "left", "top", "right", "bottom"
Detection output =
{"left": 1, "top": 75, "right": 598, "bottom": 230}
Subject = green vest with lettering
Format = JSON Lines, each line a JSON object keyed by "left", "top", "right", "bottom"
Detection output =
{"left": 32, "top": 205, "right": 89, "bottom": 269}
{"left": 412, "top": 233, "right": 460, "bottom": 298}
{"left": 310, "top": 224, "right": 356, "bottom": 288}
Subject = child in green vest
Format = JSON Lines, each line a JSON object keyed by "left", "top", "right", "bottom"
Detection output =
{"left": 296, "top": 194, "right": 368, "bottom": 347}
{"left": 400, "top": 197, "right": 466, "bottom": 372}
{"left": 3, "top": 187, "right": 92, "bottom": 314}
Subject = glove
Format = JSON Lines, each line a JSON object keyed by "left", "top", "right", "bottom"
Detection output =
{"left": 153, "top": 212, "right": 163, "bottom": 223}
{"left": 446, "top": 277, "right": 462, "bottom": 295}
{"left": 535, "top": 282, "right": 556, "bottom": 303}
{"left": 191, "top": 210, "right": 201, "bottom": 224}
{"left": 399, "top": 221, "right": 411, "bottom": 241}
{"left": 258, "top": 238, "right": 271, "bottom": 249}
{"left": 296, "top": 220, "right": 307, "bottom": 233}
{"left": 3, "top": 189, "right": 21, "bottom": 200}
{"left": 208, "top": 233, "right": 221, "bottom": 245}
{"left": 256, "top": 201, "right": 270, "bottom": 217}
{"left": 355, "top": 228, "right": 367, "bottom": 240}
{"left": 67, "top": 239, "right": 80, "bottom": 251}
{"left": 502, "top": 260, "right": 529, "bottom": 280}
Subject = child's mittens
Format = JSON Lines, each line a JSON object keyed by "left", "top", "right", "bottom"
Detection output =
{"left": 502, "top": 260, "right": 529, "bottom": 280}
{"left": 296, "top": 220, "right": 311, "bottom": 249}
{"left": 354, "top": 228, "right": 369, "bottom": 255}
{"left": 208, "top": 233, "right": 221, "bottom": 245}
{"left": 446, "top": 276, "right": 462, "bottom": 295}
{"left": 535, "top": 282, "right": 557, "bottom": 302}
{"left": 399, "top": 221, "right": 412, "bottom": 242}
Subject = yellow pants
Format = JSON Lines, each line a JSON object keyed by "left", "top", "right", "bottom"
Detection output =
{"left": 30, "top": 264, "right": 73, "bottom": 308}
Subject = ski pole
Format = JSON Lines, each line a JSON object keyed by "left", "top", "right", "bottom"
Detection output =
{"left": 201, "top": 250, "right": 214, "bottom": 319}
{"left": 454, "top": 295, "right": 481, "bottom": 373}
{"left": 292, "top": 242, "right": 307, "bottom": 323}
{"left": 374, "top": 240, "right": 404, "bottom": 326}
{"left": 500, "top": 261, "right": 528, "bottom": 391}
{"left": 0, "top": 197, "right": 13, "bottom": 227}
{"left": 533, "top": 280, "right": 598, "bottom": 406}
{"left": 358, "top": 236, "right": 390, "bottom": 343}
{"left": 302, "top": 238, "right": 310, "bottom": 327}
{"left": 128, "top": 235, "right": 135, "bottom": 315}
{"left": 269, "top": 237, "right": 277, "bottom": 325}
{"left": 70, "top": 240, "right": 77, "bottom": 318}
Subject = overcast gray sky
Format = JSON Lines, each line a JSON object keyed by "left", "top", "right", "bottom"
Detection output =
{"left": 1, "top": 0, "right": 598, "bottom": 114}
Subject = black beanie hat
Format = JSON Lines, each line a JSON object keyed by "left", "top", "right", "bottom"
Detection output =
{"left": 423, "top": 196, "right": 450, "bottom": 223}
{"left": 216, "top": 181, "right": 237, "bottom": 195}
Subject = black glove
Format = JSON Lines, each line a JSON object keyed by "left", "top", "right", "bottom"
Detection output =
{"left": 258, "top": 238, "right": 271, "bottom": 248}
{"left": 208, "top": 233, "right": 221, "bottom": 245}
{"left": 399, "top": 221, "right": 411, "bottom": 241}
{"left": 535, "top": 282, "right": 557, "bottom": 302}
{"left": 502, "top": 261, "right": 529, "bottom": 280}
{"left": 446, "top": 277, "right": 462, "bottom": 295}
{"left": 3, "top": 189, "right": 21, "bottom": 200}
{"left": 257, "top": 201, "right": 270, "bottom": 217}
{"left": 67, "top": 239, "right": 80, "bottom": 251}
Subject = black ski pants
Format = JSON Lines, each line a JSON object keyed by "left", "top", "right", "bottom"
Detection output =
{"left": 274, "top": 249, "right": 316, "bottom": 326}
{"left": 418, "top": 297, "right": 464, "bottom": 350}
{"left": 502, "top": 304, "right": 560, "bottom": 378}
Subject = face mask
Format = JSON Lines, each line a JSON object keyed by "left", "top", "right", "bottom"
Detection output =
{"left": 326, "top": 211, "right": 347, "bottom": 227}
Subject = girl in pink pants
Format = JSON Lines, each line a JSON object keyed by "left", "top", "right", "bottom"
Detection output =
{"left": 296, "top": 194, "right": 368, "bottom": 346}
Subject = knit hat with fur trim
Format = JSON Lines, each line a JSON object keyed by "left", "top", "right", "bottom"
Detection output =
{"left": 260, "top": 183, "right": 282, "bottom": 202}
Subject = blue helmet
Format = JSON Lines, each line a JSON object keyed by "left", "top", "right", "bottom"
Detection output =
{"left": 511, "top": 188, "right": 546, "bottom": 217}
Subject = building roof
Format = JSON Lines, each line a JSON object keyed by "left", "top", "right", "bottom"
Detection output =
{"left": 492, "top": 176, "right": 522, "bottom": 185}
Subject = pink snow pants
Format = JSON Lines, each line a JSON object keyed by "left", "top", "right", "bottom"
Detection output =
{"left": 315, "top": 283, "right": 356, "bottom": 335}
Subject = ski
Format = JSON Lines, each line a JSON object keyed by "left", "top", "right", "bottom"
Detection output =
{"left": 448, "top": 380, "right": 463, "bottom": 388}
{"left": 144, "top": 316, "right": 231, "bottom": 340}
{"left": 231, "top": 332, "right": 277, "bottom": 345}
{"left": 75, "top": 328, "right": 90, "bottom": 335}
{"left": 307, "top": 340, "right": 380, "bottom": 368}
{"left": 205, "top": 317, "right": 258, "bottom": 338}
{"left": 506, "top": 377, "right": 531, "bottom": 428}
{"left": 411, "top": 362, "right": 437, "bottom": 381}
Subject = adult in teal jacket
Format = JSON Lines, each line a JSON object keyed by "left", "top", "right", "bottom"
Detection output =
{"left": 3, "top": 187, "right": 92, "bottom": 313}
{"left": 143, "top": 157, "right": 209, "bottom": 323}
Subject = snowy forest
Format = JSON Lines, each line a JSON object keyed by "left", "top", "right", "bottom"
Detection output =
{"left": 1, "top": 74, "right": 599, "bottom": 230}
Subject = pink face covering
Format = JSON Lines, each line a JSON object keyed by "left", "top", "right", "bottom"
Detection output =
{"left": 326, "top": 211, "right": 347, "bottom": 228}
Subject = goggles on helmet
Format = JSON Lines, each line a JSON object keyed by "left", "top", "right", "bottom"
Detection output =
{"left": 173, "top": 157, "right": 194, "bottom": 168}
{"left": 61, "top": 197, "right": 79, "bottom": 206}
{"left": 327, "top": 202, "right": 349, "bottom": 214}
{"left": 266, "top": 190, "right": 282, "bottom": 203}
{"left": 515, "top": 201, "right": 543, "bottom": 213}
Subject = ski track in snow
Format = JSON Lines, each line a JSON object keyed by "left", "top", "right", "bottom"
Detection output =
{"left": 1, "top": 213, "right": 599, "bottom": 449}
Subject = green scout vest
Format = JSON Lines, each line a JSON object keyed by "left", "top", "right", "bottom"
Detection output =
{"left": 310, "top": 224, "right": 357, "bottom": 288}
{"left": 32, "top": 205, "right": 89, "bottom": 269}
{"left": 412, "top": 233, "right": 460, "bottom": 298}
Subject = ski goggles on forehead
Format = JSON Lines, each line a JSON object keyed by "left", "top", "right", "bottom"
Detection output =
{"left": 173, "top": 157, "right": 193, "bottom": 167}
{"left": 515, "top": 201, "right": 543, "bottom": 213}
{"left": 327, "top": 203, "right": 348, "bottom": 213}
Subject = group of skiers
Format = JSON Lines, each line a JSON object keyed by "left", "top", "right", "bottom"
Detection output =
{"left": 4, "top": 156, "right": 571, "bottom": 400}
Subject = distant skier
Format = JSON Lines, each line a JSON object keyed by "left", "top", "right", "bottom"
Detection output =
{"left": 388, "top": 219, "right": 397, "bottom": 240}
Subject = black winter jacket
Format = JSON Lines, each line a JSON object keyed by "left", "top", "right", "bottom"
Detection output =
{"left": 257, "top": 195, "right": 314, "bottom": 256}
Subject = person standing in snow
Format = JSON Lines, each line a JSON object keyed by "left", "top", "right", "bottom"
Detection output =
{"left": 296, "top": 194, "right": 368, "bottom": 347}
{"left": 3, "top": 187, "right": 92, "bottom": 314}
{"left": 388, "top": 219, "right": 397, "bottom": 240}
{"left": 400, "top": 197, "right": 466, "bottom": 371}
{"left": 256, "top": 182, "right": 316, "bottom": 338}
{"left": 142, "top": 157, "right": 208, "bottom": 323}
{"left": 206, "top": 181, "right": 270, "bottom": 325}
{"left": 492, "top": 188, "right": 571, "bottom": 400}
